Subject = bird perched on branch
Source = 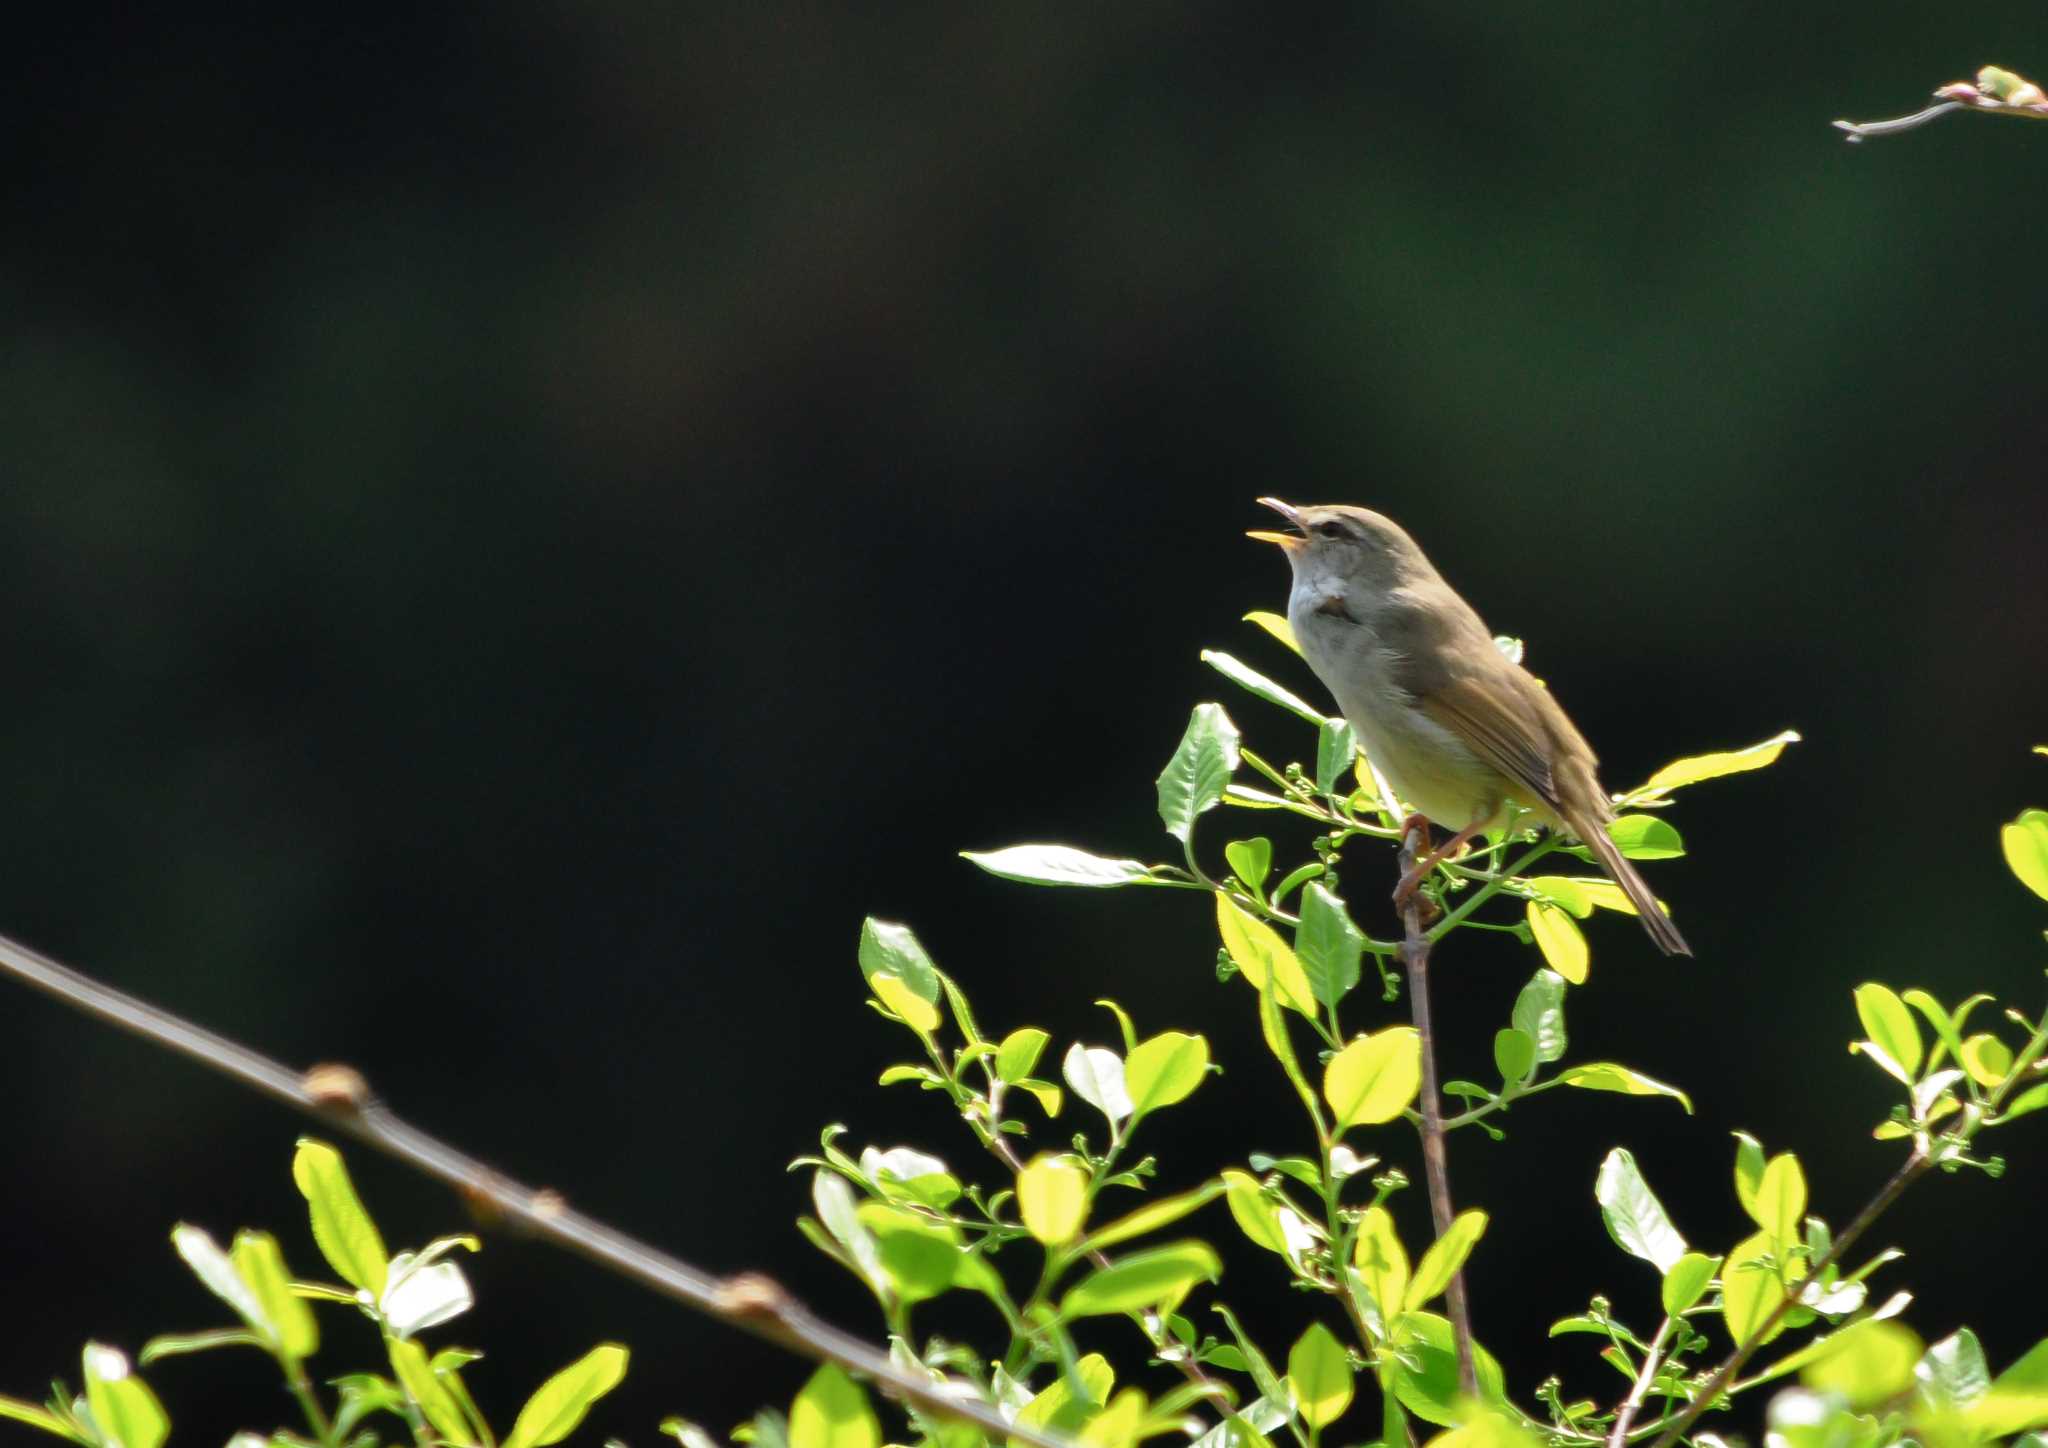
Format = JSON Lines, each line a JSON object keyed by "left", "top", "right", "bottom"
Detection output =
{"left": 1249, "top": 498, "right": 1690, "bottom": 957}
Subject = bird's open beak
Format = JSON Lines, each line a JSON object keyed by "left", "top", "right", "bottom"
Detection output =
{"left": 1247, "top": 496, "right": 1304, "bottom": 549}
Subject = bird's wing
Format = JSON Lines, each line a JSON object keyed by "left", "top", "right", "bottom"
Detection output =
{"left": 1380, "top": 584, "right": 1563, "bottom": 810}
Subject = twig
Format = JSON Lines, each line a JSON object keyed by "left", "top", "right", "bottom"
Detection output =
{"left": 1643, "top": 1149, "right": 1925, "bottom": 1448}
{"left": 1607, "top": 1318, "right": 1673, "bottom": 1448}
{"left": 1831, "top": 102, "right": 1967, "bottom": 142}
{"left": 0, "top": 928, "right": 1066, "bottom": 1448}
{"left": 1399, "top": 823, "right": 1478, "bottom": 1399}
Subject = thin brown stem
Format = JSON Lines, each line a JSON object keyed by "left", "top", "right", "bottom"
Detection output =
{"left": 1399, "top": 822, "right": 1478, "bottom": 1399}
{"left": 1607, "top": 1317, "right": 1673, "bottom": 1448}
{"left": 0, "top": 929, "right": 1064, "bottom": 1448}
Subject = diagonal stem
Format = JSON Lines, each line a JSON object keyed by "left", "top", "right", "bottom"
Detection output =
{"left": 1400, "top": 822, "right": 1478, "bottom": 1398}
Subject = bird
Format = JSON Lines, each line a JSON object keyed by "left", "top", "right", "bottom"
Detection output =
{"left": 1248, "top": 498, "right": 1691, "bottom": 957}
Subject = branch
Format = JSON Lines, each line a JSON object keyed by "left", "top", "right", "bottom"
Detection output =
{"left": 0, "top": 928, "right": 1065, "bottom": 1448}
{"left": 1606, "top": 1318, "right": 1673, "bottom": 1448}
{"left": 1399, "top": 823, "right": 1478, "bottom": 1399}
{"left": 1835, "top": 66, "right": 2048, "bottom": 142}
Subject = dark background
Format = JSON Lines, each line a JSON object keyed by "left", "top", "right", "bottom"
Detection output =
{"left": 5, "top": 4, "right": 2048, "bottom": 1442}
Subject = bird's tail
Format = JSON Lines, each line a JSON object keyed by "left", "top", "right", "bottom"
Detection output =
{"left": 1579, "top": 816, "right": 1692, "bottom": 957}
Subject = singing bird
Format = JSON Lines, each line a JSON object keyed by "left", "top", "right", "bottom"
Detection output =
{"left": 1249, "top": 498, "right": 1690, "bottom": 957}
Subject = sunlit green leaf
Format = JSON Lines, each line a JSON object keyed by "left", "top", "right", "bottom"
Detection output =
{"left": 0, "top": 1395, "right": 74, "bottom": 1440}
{"left": 231, "top": 1231, "right": 318, "bottom": 1359}
{"left": 1854, "top": 984, "right": 1923, "bottom": 1081}
{"left": 1064, "top": 1043, "right": 1133, "bottom": 1122}
{"left": 1017, "top": 1156, "right": 1090, "bottom": 1246}
{"left": 1222, "top": 1170, "right": 1290, "bottom": 1256}
{"left": 1917, "top": 1328, "right": 1991, "bottom": 1411}
{"left": 2001, "top": 1082, "right": 2048, "bottom": 1122}
{"left": 855, "top": 918, "right": 940, "bottom": 1002}
{"left": 1960, "top": 1033, "right": 2015, "bottom": 1089}
{"left": 1324, "top": 1027, "right": 1422, "bottom": 1128}
{"left": 292, "top": 1139, "right": 389, "bottom": 1299}
{"left": 1225, "top": 838, "right": 1273, "bottom": 894}
{"left": 1524, "top": 877, "right": 1593, "bottom": 918}
{"left": 1733, "top": 1132, "right": 1767, "bottom": 1225}
{"left": 1512, "top": 971, "right": 1567, "bottom": 1064}
{"left": 1060, "top": 1243, "right": 1221, "bottom": 1318}
{"left": 1558, "top": 1064, "right": 1692, "bottom": 1113}
{"left": 1314, "top": 720, "right": 1356, "bottom": 797}
{"left": 1295, "top": 884, "right": 1363, "bottom": 1009}
{"left": 995, "top": 1028, "right": 1050, "bottom": 1082}
{"left": 2003, "top": 809, "right": 2048, "bottom": 902}
{"left": 1636, "top": 731, "right": 1801, "bottom": 797}
{"left": 1406, "top": 1210, "right": 1486, "bottom": 1309}
{"left": 784, "top": 1366, "right": 877, "bottom": 1448}
{"left": 1605, "top": 815, "right": 1685, "bottom": 859}
{"left": 1216, "top": 896, "right": 1317, "bottom": 1017}
{"left": 1286, "top": 1323, "right": 1353, "bottom": 1429}
{"left": 1802, "top": 1320, "right": 1921, "bottom": 1408}
{"left": 1721, "top": 1230, "right": 1789, "bottom": 1349}
{"left": 1077, "top": 1179, "right": 1226, "bottom": 1256}
{"left": 390, "top": 1337, "right": 474, "bottom": 1445}
{"left": 1595, "top": 1148, "right": 1687, "bottom": 1273}
{"left": 1662, "top": 1252, "right": 1721, "bottom": 1316}
{"left": 1157, "top": 704, "right": 1242, "bottom": 842}
{"left": 1126, "top": 1032, "right": 1210, "bottom": 1115}
{"left": 870, "top": 973, "right": 939, "bottom": 1033}
{"left": 1353, "top": 1205, "right": 1409, "bottom": 1327}
{"left": 961, "top": 845, "right": 1154, "bottom": 889}
{"left": 170, "top": 1224, "right": 271, "bottom": 1341}
{"left": 502, "top": 1345, "right": 629, "bottom": 1448}
{"left": 1243, "top": 611, "right": 1300, "bottom": 655}
{"left": 1966, "top": 1335, "right": 2048, "bottom": 1435}
{"left": 1201, "top": 651, "right": 1322, "bottom": 725}
{"left": 1756, "top": 1153, "right": 1807, "bottom": 1247}
{"left": 1389, "top": 1313, "right": 1506, "bottom": 1427}
{"left": 855, "top": 1204, "right": 960, "bottom": 1303}
{"left": 1526, "top": 903, "right": 1587, "bottom": 984}
{"left": 82, "top": 1345, "right": 167, "bottom": 1448}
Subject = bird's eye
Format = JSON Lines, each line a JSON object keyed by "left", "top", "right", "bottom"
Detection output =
{"left": 1314, "top": 521, "right": 1349, "bottom": 540}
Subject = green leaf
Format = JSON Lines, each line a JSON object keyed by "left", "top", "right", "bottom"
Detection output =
{"left": 856, "top": 919, "right": 940, "bottom": 1002}
{"left": 1060, "top": 1242, "right": 1221, "bottom": 1318}
{"left": 1511, "top": 970, "right": 1567, "bottom": 1063}
{"left": 1802, "top": 1320, "right": 1922, "bottom": 1409}
{"left": 855, "top": 1204, "right": 961, "bottom": 1303}
{"left": 1324, "top": 1027, "right": 1422, "bottom": 1128}
{"left": 1126, "top": 1032, "right": 1211, "bottom": 1115}
{"left": 1243, "top": 610, "right": 1300, "bottom": 655}
{"left": 785, "top": 1366, "right": 877, "bottom": 1448}
{"left": 1295, "top": 884, "right": 1363, "bottom": 1008}
{"left": 1526, "top": 903, "right": 1588, "bottom": 984}
{"left": 1524, "top": 876, "right": 1593, "bottom": 918}
{"left": 1315, "top": 720, "right": 1357, "bottom": 795}
{"left": 2003, "top": 809, "right": 2048, "bottom": 901}
{"left": 136, "top": 1330, "right": 262, "bottom": 1364}
{"left": 1225, "top": 838, "right": 1273, "bottom": 894}
{"left": 1966, "top": 1335, "right": 2048, "bottom": 1435}
{"left": 962, "top": 845, "right": 1154, "bottom": 889}
{"left": 1157, "top": 704, "right": 1242, "bottom": 841}
{"left": 1960, "top": 1033, "right": 2015, "bottom": 1088}
{"left": 1756, "top": 1153, "right": 1807, "bottom": 1247}
{"left": 1352, "top": 1206, "right": 1409, "bottom": 1327}
{"left": 1558, "top": 1064, "right": 1692, "bottom": 1113}
{"left": 82, "top": 1345, "right": 167, "bottom": 1448}
{"left": 1017, "top": 1155, "right": 1090, "bottom": 1246}
{"left": 1661, "top": 1252, "right": 1720, "bottom": 1315}
{"left": 170, "top": 1224, "right": 272, "bottom": 1341}
{"left": 292, "top": 1139, "right": 389, "bottom": 1298}
{"left": 1605, "top": 815, "right": 1685, "bottom": 859}
{"left": 1222, "top": 1170, "right": 1290, "bottom": 1255}
{"left": 0, "top": 1395, "right": 76, "bottom": 1440}
{"left": 1286, "top": 1323, "right": 1354, "bottom": 1429}
{"left": 1077, "top": 1179, "right": 1226, "bottom": 1256}
{"left": 1720, "top": 1230, "right": 1788, "bottom": 1349}
{"left": 231, "top": 1231, "right": 318, "bottom": 1360}
{"left": 1637, "top": 731, "right": 1801, "bottom": 796}
{"left": 1917, "top": 1328, "right": 1991, "bottom": 1411}
{"left": 996, "top": 1028, "right": 1051, "bottom": 1082}
{"left": 1595, "top": 1148, "right": 1687, "bottom": 1272}
{"left": 1064, "top": 1043, "right": 1134, "bottom": 1122}
{"left": 870, "top": 973, "right": 940, "bottom": 1033}
{"left": 1201, "top": 651, "right": 1322, "bottom": 725}
{"left": 1854, "top": 984, "right": 1923, "bottom": 1081}
{"left": 1406, "top": 1210, "right": 1486, "bottom": 1309}
{"left": 1733, "top": 1132, "right": 1767, "bottom": 1225}
{"left": 2002, "top": 1081, "right": 2048, "bottom": 1122}
{"left": 1389, "top": 1313, "right": 1506, "bottom": 1427}
{"left": 1216, "top": 895, "right": 1317, "bottom": 1017}
{"left": 389, "top": 1337, "right": 474, "bottom": 1445}
{"left": 503, "top": 1345, "right": 629, "bottom": 1448}
{"left": 1493, "top": 1029, "right": 1535, "bottom": 1085}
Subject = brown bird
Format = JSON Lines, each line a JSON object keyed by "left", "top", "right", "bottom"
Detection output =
{"left": 1250, "top": 499, "right": 1690, "bottom": 956}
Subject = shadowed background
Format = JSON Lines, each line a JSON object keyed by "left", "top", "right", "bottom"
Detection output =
{"left": 5, "top": 3, "right": 2048, "bottom": 1440}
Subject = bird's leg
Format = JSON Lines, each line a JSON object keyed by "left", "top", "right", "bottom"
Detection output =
{"left": 1392, "top": 816, "right": 1486, "bottom": 910}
